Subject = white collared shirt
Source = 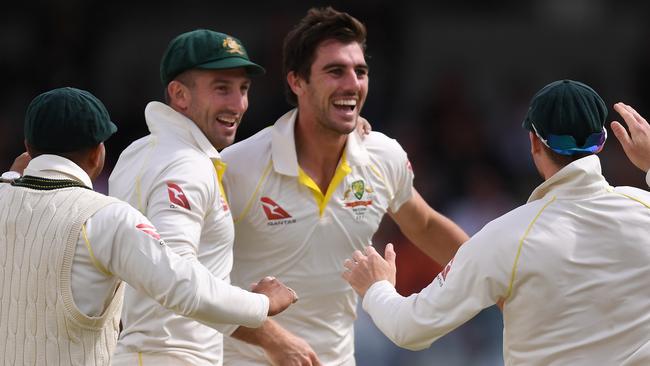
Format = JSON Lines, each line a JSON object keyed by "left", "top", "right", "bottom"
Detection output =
{"left": 220, "top": 109, "right": 414, "bottom": 365}
{"left": 109, "top": 101, "right": 268, "bottom": 365}
{"left": 363, "top": 155, "right": 650, "bottom": 365}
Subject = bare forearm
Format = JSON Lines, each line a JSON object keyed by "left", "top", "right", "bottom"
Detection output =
{"left": 408, "top": 209, "right": 467, "bottom": 265}
{"left": 231, "top": 320, "right": 280, "bottom": 349}
{"left": 231, "top": 320, "right": 320, "bottom": 365}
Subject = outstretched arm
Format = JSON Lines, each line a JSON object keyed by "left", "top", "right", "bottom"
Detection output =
{"left": 389, "top": 188, "right": 468, "bottom": 265}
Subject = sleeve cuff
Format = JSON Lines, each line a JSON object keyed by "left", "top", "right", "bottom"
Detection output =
{"left": 218, "top": 292, "right": 269, "bottom": 336}
{"left": 362, "top": 280, "right": 396, "bottom": 312}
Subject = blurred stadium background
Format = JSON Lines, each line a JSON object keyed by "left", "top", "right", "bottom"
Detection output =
{"left": 2, "top": 1, "right": 649, "bottom": 364}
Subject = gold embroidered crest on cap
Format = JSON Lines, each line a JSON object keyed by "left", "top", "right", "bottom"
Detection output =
{"left": 223, "top": 37, "right": 244, "bottom": 55}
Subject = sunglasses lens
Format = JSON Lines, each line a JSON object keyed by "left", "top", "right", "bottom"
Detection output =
{"left": 545, "top": 130, "right": 607, "bottom": 155}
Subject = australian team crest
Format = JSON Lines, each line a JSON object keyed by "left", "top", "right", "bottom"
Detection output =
{"left": 222, "top": 37, "right": 244, "bottom": 55}
{"left": 351, "top": 180, "right": 365, "bottom": 200}
{"left": 343, "top": 179, "right": 374, "bottom": 221}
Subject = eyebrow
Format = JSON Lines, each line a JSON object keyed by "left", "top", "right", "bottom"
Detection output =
{"left": 322, "top": 62, "right": 369, "bottom": 71}
{"left": 209, "top": 77, "right": 252, "bottom": 86}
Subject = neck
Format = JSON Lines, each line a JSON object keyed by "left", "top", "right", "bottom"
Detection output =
{"left": 294, "top": 110, "right": 347, "bottom": 193}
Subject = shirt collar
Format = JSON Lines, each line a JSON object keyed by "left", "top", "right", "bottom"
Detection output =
{"left": 271, "top": 108, "right": 370, "bottom": 176}
{"left": 23, "top": 154, "right": 93, "bottom": 189}
{"left": 145, "top": 101, "right": 221, "bottom": 160}
{"left": 527, "top": 155, "right": 610, "bottom": 202}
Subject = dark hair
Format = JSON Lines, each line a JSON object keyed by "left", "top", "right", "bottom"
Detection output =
{"left": 544, "top": 145, "right": 592, "bottom": 167}
{"left": 282, "top": 7, "right": 367, "bottom": 106}
{"left": 26, "top": 142, "right": 98, "bottom": 163}
{"left": 164, "top": 69, "right": 197, "bottom": 104}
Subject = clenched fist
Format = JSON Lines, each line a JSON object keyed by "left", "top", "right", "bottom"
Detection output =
{"left": 251, "top": 276, "right": 299, "bottom": 316}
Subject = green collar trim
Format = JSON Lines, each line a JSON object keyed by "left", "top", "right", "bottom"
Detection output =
{"left": 11, "top": 175, "right": 91, "bottom": 191}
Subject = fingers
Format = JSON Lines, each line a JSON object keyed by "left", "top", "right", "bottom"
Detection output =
{"left": 312, "top": 355, "right": 323, "bottom": 366}
{"left": 343, "top": 258, "right": 355, "bottom": 271}
{"left": 625, "top": 104, "right": 648, "bottom": 125}
{"left": 288, "top": 287, "right": 299, "bottom": 303}
{"left": 615, "top": 102, "right": 647, "bottom": 132}
{"left": 384, "top": 243, "right": 396, "bottom": 266}
{"left": 364, "top": 245, "right": 377, "bottom": 255}
{"left": 352, "top": 250, "right": 365, "bottom": 263}
{"left": 611, "top": 121, "right": 633, "bottom": 151}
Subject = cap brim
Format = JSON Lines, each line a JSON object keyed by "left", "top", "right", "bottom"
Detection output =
{"left": 98, "top": 120, "right": 118, "bottom": 143}
{"left": 197, "top": 57, "right": 266, "bottom": 76}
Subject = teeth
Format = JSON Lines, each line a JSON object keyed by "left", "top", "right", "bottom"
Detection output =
{"left": 217, "top": 116, "right": 238, "bottom": 125}
{"left": 333, "top": 99, "right": 356, "bottom": 107}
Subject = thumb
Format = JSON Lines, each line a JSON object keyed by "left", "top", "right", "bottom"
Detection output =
{"left": 611, "top": 121, "right": 633, "bottom": 150}
{"left": 385, "top": 243, "right": 396, "bottom": 267}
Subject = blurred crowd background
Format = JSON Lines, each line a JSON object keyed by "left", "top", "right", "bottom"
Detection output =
{"left": 3, "top": 1, "right": 650, "bottom": 364}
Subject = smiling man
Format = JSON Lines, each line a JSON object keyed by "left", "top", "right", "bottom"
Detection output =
{"left": 220, "top": 7, "right": 468, "bottom": 365}
{"left": 108, "top": 30, "right": 290, "bottom": 365}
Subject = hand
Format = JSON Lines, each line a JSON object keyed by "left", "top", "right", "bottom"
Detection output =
{"left": 355, "top": 116, "right": 372, "bottom": 138}
{"left": 611, "top": 103, "right": 650, "bottom": 172}
{"left": 232, "top": 320, "right": 321, "bottom": 366}
{"left": 251, "top": 276, "right": 298, "bottom": 316}
{"left": 264, "top": 331, "right": 321, "bottom": 366}
{"left": 342, "top": 244, "right": 397, "bottom": 297}
{"left": 9, "top": 152, "right": 31, "bottom": 174}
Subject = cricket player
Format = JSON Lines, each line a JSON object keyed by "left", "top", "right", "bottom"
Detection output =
{"left": 343, "top": 80, "right": 650, "bottom": 365}
{"left": 109, "top": 29, "right": 286, "bottom": 365}
{"left": 0, "top": 87, "right": 296, "bottom": 366}
{"left": 220, "top": 7, "right": 468, "bottom": 365}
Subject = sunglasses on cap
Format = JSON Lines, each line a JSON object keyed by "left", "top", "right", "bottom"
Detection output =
{"left": 531, "top": 123, "right": 607, "bottom": 156}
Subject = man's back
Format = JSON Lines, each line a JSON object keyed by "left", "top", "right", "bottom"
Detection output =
{"left": 0, "top": 181, "right": 123, "bottom": 365}
{"left": 358, "top": 156, "right": 650, "bottom": 366}
{"left": 503, "top": 175, "right": 650, "bottom": 365}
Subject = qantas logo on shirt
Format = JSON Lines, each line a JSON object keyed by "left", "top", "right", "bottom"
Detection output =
{"left": 136, "top": 223, "right": 161, "bottom": 240}
{"left": 436, "top": 258, "right": 455, "bottom": 287}
{"left": 261, "top": 197, "right": 291, "bottom": 219}
{"left": 167, "top": 182, "right": 191, "bottom": 210}
{"left": 260, "top": 197, "right": 296, "bottom": 225}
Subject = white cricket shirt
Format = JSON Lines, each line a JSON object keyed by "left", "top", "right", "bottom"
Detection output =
{"left": 220, "top": 109, "right": 414, "bottom": 365}
{"left": 363, "top": 155, "right": 650, "bottom": 365}
{"left": 109, "top": 102, "right": 268, "bottom": 365}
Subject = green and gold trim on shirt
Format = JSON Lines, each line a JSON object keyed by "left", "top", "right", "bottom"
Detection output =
{"left": 11, "top": 175, "right": 90, "bottom": 190}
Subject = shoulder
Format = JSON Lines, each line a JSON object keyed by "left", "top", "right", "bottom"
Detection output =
{"left": 471, "top": 198, "right": 552, "bottom": 246}
{"left": 94, "top": 200, "right": 151, "bottom": 225}
{"left": 222, "top": 127, "right": 272, "bottom": 161}
{"left": 362, "top": 131, "right": 407, "bottom": 159}
{"left": 221, "top": 127, "right": 273, "bottom": 174}
{"left": 612, "top": 185, "right": 650, "bottom": 210}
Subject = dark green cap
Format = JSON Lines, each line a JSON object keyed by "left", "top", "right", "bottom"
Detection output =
{"left": 160, "top": 29, "right": 265, "bottom": 86}
{"left": 522, "top": 79, "right": 607, "bottom": 146}
{"left": 24, "top": 87, "right": 117, "bottom": 153}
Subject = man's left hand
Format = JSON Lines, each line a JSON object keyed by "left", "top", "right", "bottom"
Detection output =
{"left": 342, "top": 244, "right": 396, "bottom": 297}
{"left": 356, "top": 116, "right": 371, "bottom": 138}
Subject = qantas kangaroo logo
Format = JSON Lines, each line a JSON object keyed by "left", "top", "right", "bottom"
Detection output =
{"left": 167, "top": 182, "right": 191, "bottom": 210}
{"left": 136, "top": 223, "right": 161, "bottom": 240}
{"left": 260, "top": 197, "right": 291, "bottom": 220}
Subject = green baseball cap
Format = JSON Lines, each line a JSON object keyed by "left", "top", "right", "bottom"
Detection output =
{"left": 160, "top": 29, "right": 265, "bottom": 86}
{"left": 522, "top": 79, "right": 608, "bottom": 155}
{"left": 24, "top": 87, "right": 117, "bottom": 153}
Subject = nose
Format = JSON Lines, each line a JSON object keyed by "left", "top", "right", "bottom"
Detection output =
{"left": 227, "top": 92, "right": 248, "bottom": 114}
{"left": 341, "top": 69, "right": 361, "bottom": 93}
